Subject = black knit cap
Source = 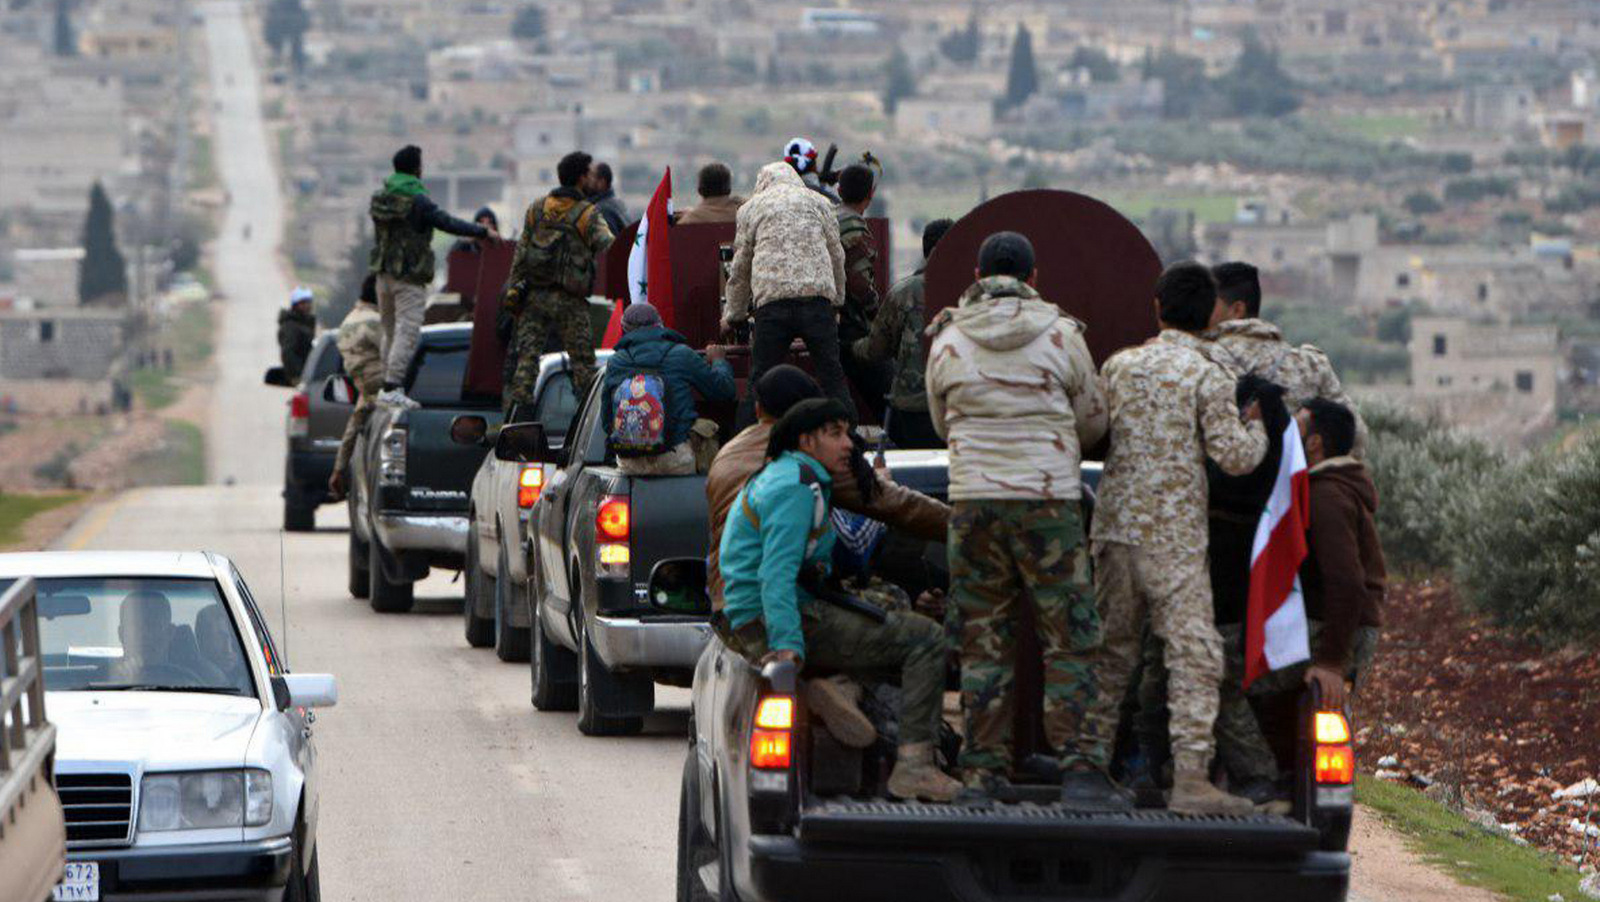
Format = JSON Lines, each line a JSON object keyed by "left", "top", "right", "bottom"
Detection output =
{"left": 754, "top": 364, "right": 822, "bottom": 418}
{"left": 765, "top": 398, "right": 853, "bottom": 462}
{"left": 977, "top": 231, "right": 1035, "bottom": 279}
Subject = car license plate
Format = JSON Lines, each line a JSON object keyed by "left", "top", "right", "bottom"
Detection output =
{"left": 53, "top": 862, "right": 99, "bottom": 901}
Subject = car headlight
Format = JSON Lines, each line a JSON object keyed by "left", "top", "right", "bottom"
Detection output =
{"left": 138, "top": 770, "right": 272, "bottom": 832}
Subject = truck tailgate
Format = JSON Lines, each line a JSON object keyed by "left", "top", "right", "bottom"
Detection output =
{"left": 627, "top": 474, "right": 710, "bottom": 585}
{"left": 405, "top": 408, "right": 496, "bottom": 512}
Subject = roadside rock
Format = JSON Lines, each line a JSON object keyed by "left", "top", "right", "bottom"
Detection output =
{"left": 1555, "top": 779, "right": 1600, "bottom": 801}
{"left": 1582, "top": 872, "right": 1600, "bottom": 901}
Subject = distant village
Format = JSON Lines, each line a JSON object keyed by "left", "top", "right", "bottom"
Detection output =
{"left": 5, "top": 0, "right": 1600, "bottom": 449}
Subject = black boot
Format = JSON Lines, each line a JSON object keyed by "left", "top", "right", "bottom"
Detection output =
{"left": 1060, "top": 767, "right": 1135, "bottom": 812}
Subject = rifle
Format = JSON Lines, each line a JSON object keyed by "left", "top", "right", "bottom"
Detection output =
{"left": 799, "top": 564, "right": 888, "bottom": 624}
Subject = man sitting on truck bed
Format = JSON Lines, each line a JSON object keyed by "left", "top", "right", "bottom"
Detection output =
{"left": 717, "top": 398, "right": 962, "bottom": 802}
{"left": 705, "top": 365, "right": 949, "bottom": 605}
{"left": 602, "top": 302, "right": 736, "bottom": 476}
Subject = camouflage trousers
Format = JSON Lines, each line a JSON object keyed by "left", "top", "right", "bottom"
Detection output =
{"left": 948, "top": 500, "right": 1101, "bottom": 774}
{"left": 720, "top": 601, "right": 947, "bottom": 746}
{"left": 505, "top": 290, "right": 596, "bottom": 414}
{"left": 1135, "top": 622, "right": 1280, "bottom": 785}
{"left": 1084, "top": 543, "right": 1223, "bottom": 774}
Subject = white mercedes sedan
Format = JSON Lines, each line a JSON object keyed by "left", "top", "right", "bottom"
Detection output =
{"left": 0, "top": 551, "right": 336, "bottom": 902}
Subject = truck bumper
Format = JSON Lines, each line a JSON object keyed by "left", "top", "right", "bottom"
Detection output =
{"left": 745, "top": 836, "right": 1350, "bottom": 902}
{"left": 66, "top": 836, "right": 293, "bottom": 901}
{"left": 589, "top": 615, "right": 712, "bottom": 671}
{"left": 374, "top": 512, "right": 469, "bottom": 556}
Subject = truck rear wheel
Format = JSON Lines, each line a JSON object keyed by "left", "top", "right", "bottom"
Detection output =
{"left": 530, "top": 579, "right": 577, "bottom": 711}
{"left": 368, "top": 541, "right": 414, "bottom": 613}
{"left": 348, "top": 532, "right": 369, "bottom": 599}
{"left": 676, "top": 757, "right": 725, "bottom": 902}
{"left": 494, "top": 543, "right": 530, "bottom": 663}
{"left": 283, "top": 496, "right": 315, "bottom": 532}
{"left": 575, "top": 613, "right": 648, "bottom": 736}
{"left": 463, "top": 531, "right": 494, "bottom": 647}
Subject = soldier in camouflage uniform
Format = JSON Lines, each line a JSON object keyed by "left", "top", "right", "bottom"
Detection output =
{"left": 925, "top": 233, "right": 1113, "bottom": 803}
{"left": 834, "top": 164, "right": 893, "bottom": 421}
{"left": 500, "top": 151, "right": 615, "bottom": 415}
{"left": 1085, "top": 261, "right": 1268, "bottom": 817}
{"left": 853, "top": 219, "right": 953, "bottom": 450}
{"left": 328, "top": 276, "right": 384, "bottom": 500}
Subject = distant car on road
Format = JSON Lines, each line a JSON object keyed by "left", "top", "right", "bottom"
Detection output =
{"left": 265, "top": 332, "right": 350, "bottom": 532}
{"left": 0, "top": 551, "right": 338, "bottom": 902}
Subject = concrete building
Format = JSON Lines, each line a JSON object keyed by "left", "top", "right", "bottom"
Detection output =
{"left": 0, "top": 72, "right": 131, "bottom": 214}
{"left": 1409, "top": 315, "right": 1560, "bottom": 415}
{"left": 0, "top": 308, "right": 127, "bottom": 414}
{"left": 10, "top": 249, "right": 86, "bottom": 308}
{"left": 893, "top": 98, "right": 994, "bottom": 139}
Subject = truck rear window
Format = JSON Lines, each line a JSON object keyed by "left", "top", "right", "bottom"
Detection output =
{"left": 407, "top": 343, "right": 496, "bottom": 409}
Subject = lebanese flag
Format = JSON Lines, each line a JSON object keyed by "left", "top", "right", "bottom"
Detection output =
{"left": 626, "top": 168, "right": 675, "bottom": 328}
{"left": 1243, "top": 420, "right": 1313, "bottom": 687}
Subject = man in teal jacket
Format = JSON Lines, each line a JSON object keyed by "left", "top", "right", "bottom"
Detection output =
{"left": 718, "top": 398, "right": 960, "bottom": 802}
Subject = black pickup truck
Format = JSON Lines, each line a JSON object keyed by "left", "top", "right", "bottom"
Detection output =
{"left": 347, "top": 323, "right": 502, "bottom": 612}
{"left": 675, "top": 463, "right": 1354, "bottom": 902}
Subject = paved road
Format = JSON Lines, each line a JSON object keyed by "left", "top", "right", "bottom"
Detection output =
{"left": 52, "top": 5, "right": 691, "bottom": 900}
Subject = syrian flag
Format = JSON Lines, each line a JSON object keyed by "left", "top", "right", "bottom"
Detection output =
{"left": 599, "top": 299, "right": 624, "bottom": 349}
{"left": 626, "top": 168, "right": 675, "bottom": 328}
{"left": 1243, "top": 419, "right": 1313, "bottom": 688}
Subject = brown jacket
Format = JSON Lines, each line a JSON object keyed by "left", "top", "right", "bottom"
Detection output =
{"left": 705, "top": 421, "right": 951, "bottom": 606}
{"left": 1300, "top": 457, "right": 1386, "bottom": 669}
{"left": 678, "top": 194, "right": 745, "bottom": 225}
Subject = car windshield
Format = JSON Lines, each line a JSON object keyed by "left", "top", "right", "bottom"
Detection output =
{"left": 36, "top": 577, "right": 255, "bottom": 696}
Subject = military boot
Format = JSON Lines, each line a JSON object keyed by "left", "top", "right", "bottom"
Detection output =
{"left": 887, "top": 743, "right": 962, "bottom": 803}
{"left": 804, "top": 678, "right": 876, "bottom": 749}
{"left": 1060, "top": 766, "right": 1135, "bottom": 812}
{"left": 1168, "top": 770, "right": 1255, "bottom": 817}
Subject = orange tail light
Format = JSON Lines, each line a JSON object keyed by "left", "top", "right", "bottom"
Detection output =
{"left": 1316, "top": 745, "right": 1354, "bottom": 785}
{"left": 596, "top": 496, "right": 630, "bottom": 541}
{"left": 517, "top": 464, "right": 544, "bottom": 508}
{"left": 750, "top": 730, "right": 792, "bottom": 770}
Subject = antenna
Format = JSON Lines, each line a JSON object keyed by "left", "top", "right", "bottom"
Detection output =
{"left": 278, "top": 529, "right": 289, "bottom": 665}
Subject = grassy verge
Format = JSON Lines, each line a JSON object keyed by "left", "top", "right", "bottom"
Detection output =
{"left": 0, "top": 492, "right": 84, "bottom": 548}
{"left": 129, "top": 302, "right": 215, "bottom": 412}
{"left": 129, "top": 421, "right": 206, "bottom": 487}
{"left": 1312, "top": 111, "right": 1429, "bottom": 142}
{"left": 1356, "top": 775, "right": 1587, "bottom": 901}
{"left": 1103, "top": 191, "right": 1239, "bottom": 225}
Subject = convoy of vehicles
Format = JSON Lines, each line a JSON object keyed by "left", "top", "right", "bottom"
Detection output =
{"left": 265, "top": 333, "right": 351, "bottom": 533}
{"left": 1, "top": 551, "right": 337, "bottom": 902}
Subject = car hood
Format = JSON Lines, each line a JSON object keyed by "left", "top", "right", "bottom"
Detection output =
{"left": 49, "top": 692, "right": 264, "bottom": 770}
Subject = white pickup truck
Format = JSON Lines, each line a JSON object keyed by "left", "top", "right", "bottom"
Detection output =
{"left": 0, "top": 576, "right": 67, "bottom": 902}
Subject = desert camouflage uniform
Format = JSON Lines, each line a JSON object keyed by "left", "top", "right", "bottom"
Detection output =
{"left": 332, "top": 303, "right": 384, "bottom": 476}
{"left": 503, "top": 191, "right": 615, "bottom": 411}
{"left": 1204, "top": 318, "right": 1366, "bottom": 455}
{"left": 1084, "top": 330, "right": 1267, "bottom": 773}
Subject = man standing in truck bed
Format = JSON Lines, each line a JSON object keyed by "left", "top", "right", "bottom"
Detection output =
{"left": 501, "top": 151, "right": 615, "bottom": 415}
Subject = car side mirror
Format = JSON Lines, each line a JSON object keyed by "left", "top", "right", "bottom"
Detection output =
{"left": 450, "top": 414, "right": 490, "bottom": 447}
{"left": 646, "top": 558, "right": 710, "bottom": 616}
{"left": 494, "top": 422, "right": 553, "bottom": 463}
{"left": 263, "top": 366, "right": 292, "bottom": 388}
{"left": 272, "top": 674, "right": 338, "bottom": 710}
{"left": 322, "top": 374, "right": 356, "bottom": 404}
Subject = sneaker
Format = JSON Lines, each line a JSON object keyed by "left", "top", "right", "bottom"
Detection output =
{"left": 886, "top": 743, "right": 962, "bottom": 803}
{"left": 1060, "top": 766, "right": 1135, "bottom": 812}
{"left": 377, "top": 388, "right": 420, "bottom": 410}
{"left": 1168, "top": 770, "right": 1256, "bottom": 817}
{"left": 803, "top": 678, "right": 876, "bottom": 749}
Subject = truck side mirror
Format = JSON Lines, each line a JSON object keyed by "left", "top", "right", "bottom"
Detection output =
{"left": 263, "top": 366, "right": 292, "bottom": 388}
{"left": 646, "top": 558, "right": 710, "bottom": 616}
{"left": 494, "top": 422, "right": 553, "bottom": 463}
{"left": 450, "top": 414, "right": 490, "bottom": 447}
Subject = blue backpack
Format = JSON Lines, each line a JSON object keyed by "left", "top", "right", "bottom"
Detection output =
{"left": 610, "top": 347, "right": 673, "bottom": 457}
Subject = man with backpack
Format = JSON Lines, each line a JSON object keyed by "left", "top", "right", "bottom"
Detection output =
{"left": 501, "top": 151, "right": 616, "bottom": 415}
{"left": 602, "top": 303, "right": 736, "bottom": 476}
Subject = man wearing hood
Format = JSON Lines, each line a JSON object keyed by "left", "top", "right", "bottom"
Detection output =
{"left": 926, "top": 232, "right": 1111, "bottom": 804}
{"left": 602, "top": 303, "right": 735, "bottom": 476}
{"left": 368, "top": 145, "right": 490, "bottom": 409}
{"left": 723, "top": 161, "right": 849, "bottom": 421}
{"left": 278, "top": 286, "right": 316, "bottom": 382}
{"left": 502, "top": 151, "right": 616, "bottom": 414}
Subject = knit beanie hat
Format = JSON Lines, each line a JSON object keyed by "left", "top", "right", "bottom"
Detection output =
{"left": 754, "top": 364, "right": 822, "bottom": 419}
{"left": 621, "top": 302, "right": 663, "bottom": 333}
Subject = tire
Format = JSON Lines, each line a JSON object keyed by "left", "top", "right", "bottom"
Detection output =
{"left": 677, "top": 756, "right": 720, "bottom": 902}
{"left": 576, "top": 611, "right": 647, "bottom": 737}
{"left": 494, "top": 542, "right": 530, "bottom": 663}
{"left": 529, "top": 572, "right": 578, "bottom": 711}
{"left": 302, "top": 847, "right": 322, "bottom": 902}
{"left": 284, "top": 830, "right": 319, "bottom": 902}
{"left": 463, "top": 530, "right": 494, "bottom": 647}
{"left": 368, "top": 539, "right": 414, "bottom": 613}
{"left": 348, "top": 532, "right": 370, "bottom": 599}
{"left": 283, "top": 495, "right": 315, "bottom": 532}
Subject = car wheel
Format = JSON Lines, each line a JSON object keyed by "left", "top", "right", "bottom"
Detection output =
{"left": 368, "top": 539, "right": 414, "bottom": 613}
{"left": 348, "top": 531, "right": 370, "bottom": 599}
{"left": 495, "top": 541, "right": 531, "bottom": 662}
{"left": 463, "top": 530, "right": 494, "bottom": 647}
{"left": 284, "top": 830, "right": 319, "bottom": 902}
{"left": 530, "top": 574, "right": 578, "bottom": 711}
{"left": 283, "top": 495, "right": 315, "bottom": 532}
{"left": 575, "top": 612, "right": 647, "bottom": 737}
{"left": 677, "top": 756, "right": 723, "bottom": 902}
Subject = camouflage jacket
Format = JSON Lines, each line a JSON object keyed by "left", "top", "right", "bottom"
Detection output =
{"left": 336, "top": 302, "right": 384, "bottom": 390}
{"left": 504, "top": 188, "right": 614, "bottom": 314}
{"left": 724, "top": 163, "right": 845, "bottom": 322}
{"left": 368, "top": 172, "right": 487, "bottom": 285}
{"left": 1203, "top": 318, "right": 1367, "bottom": 455}
{"left": 927, "top": 275, "right": 1107, "bottom": 502}
{"left": 1092, "top": 329, "right": 1267, "bottom": 550}
{"left": 853, "top": 269, "right": 928, "bottom": 412}
{"left": 836, "top": 208, "right": 879, "bottom": 341}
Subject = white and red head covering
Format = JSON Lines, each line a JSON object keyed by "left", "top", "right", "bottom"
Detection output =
{"left": 783, "top": 137, "right": 818, "bottom": 175}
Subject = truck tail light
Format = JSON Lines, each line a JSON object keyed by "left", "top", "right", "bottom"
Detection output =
{"left": 378, "top": 425, "right": 407, "bottom": 486}
{"left": 1314, "top": 710, "right": 1354, "bottom": 786}
{"left": 517, "top": 465, "right": 544, "bottom": 508}
{"left": 750, "top": 695, "right": 794, "bottom": 770}
{"left": 287, "top": 392, "right": 310, "bottom": 438}
{"left": 596, "top": 495, "right": 629, "bottom": 541}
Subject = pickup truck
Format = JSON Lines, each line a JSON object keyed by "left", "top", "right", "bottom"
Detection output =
{"left": 264, "top": 333, "right": 351, "bottom": 532}
{"left": 674, "top": 462, "right": 1354, "bottom": 902}
{"left": 347, "top": 323, "right": 502, "bottom": 612}
{"left": 0, "top": 576, "right": 66, "bottom": 902}
{"left": 456, "top": 350, "right": 611, "bottom": 662}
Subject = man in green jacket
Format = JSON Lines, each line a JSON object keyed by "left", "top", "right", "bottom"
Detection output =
{"left": 718, "top": 399, "right": 960, "bottom": 802}
{"left": 368, "top": 144, "right": 489, "bottom": 409}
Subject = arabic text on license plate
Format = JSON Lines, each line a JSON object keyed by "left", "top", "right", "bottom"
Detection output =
{"left": 53, "top": 862, "right": 99, "bottom": 901}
